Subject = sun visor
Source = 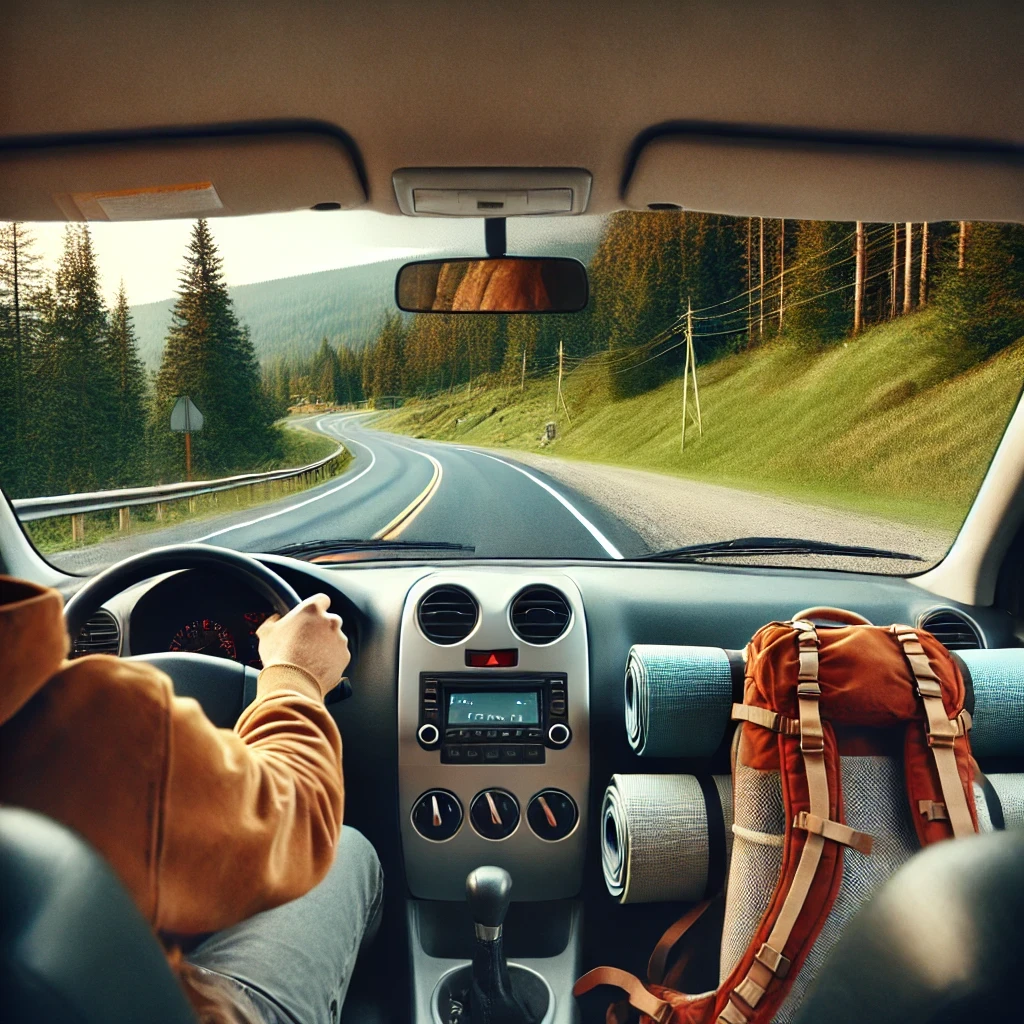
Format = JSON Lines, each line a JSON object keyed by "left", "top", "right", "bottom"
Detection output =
{"left": 623, "top": 130, "right": 1024, "bottom": 223}
{"left": 0, "top": 128, "right": 366, "bottom": 221}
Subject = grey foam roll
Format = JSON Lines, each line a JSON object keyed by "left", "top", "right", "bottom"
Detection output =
{"left": 602, "top": 773, "right": 733, "bottom": 904}
{"left": 625, "top": 644, "right": 733, "bottom": 757}
{"left": 958, "top": 649, "right": 1024, "bottom": 758}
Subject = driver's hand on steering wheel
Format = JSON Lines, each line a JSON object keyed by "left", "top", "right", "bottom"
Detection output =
{"left": 256, "top": 594, "right": 350, "bottom": 699}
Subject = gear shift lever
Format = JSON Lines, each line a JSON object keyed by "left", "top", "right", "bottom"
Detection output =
{"left": 465, "top": 867, "right": 533, "bottom": 1024}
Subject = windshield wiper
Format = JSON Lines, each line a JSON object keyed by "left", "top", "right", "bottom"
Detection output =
{"left": 635, "top": 536, "right": 924, "bottom": 564}
{"left": 271, "top": 539, "right": 476, "bottom": 559}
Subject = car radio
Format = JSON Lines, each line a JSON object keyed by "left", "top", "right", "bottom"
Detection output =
{"left": 416, "top": 672, "right": 571, "bottom": 764}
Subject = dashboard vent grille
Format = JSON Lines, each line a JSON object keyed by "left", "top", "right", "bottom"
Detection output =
{"left": 918, "top": 608, "right": 984, "bottom": 651}
{"left": 418, "top": 586, "right": 479, "bottom": 645}
{"left": 510, "top": 586, "right": 572, "bottom": 644}
{"left": 72, "top": 610, "right": 120, "bottom": 657}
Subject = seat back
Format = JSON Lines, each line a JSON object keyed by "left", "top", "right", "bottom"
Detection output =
{"left": 0, "top": 807, "right": 197, "bottom": 1024}
{"left": 793, "top": 828, "right": 1024, "bottom": 1022}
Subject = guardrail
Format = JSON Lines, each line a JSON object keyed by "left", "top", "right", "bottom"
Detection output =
{"left": 13, "top": 445, "right": 348, "bottom": 524}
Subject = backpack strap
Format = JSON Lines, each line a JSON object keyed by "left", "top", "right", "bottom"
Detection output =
{"left": 574, "top": 967, "right": 674, "bottom": 1023}
{"left": 892, "top": 627, "right": 975, "bottom": 839}
{"left": 717, "top": 621, "right": 833, "bottom": 1021}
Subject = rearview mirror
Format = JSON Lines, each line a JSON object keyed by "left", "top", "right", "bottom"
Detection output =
{"left": 395, "top": 257, "right": 588, "bottom": 313}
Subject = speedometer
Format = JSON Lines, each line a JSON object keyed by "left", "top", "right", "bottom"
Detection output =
{"left": 169, "top": 619, "right": 237, "bottom": 660}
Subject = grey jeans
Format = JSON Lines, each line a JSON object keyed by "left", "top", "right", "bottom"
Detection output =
{"left": 186, "top": 826, "right": 384, "bottom": 1024}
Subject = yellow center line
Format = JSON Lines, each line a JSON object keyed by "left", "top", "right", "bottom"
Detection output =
{"left": 372, "top": 450, "right": 443, "bottom": 540}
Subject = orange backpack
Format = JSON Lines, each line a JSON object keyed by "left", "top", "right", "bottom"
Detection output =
{"left": 575, "top": 612, "right": 978, "bottom": 1024}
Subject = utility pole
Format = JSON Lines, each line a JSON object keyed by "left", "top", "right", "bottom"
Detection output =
{"left": 778, "top": 219, "right": 785, "bottom": 332}
{"left": 681, "top": 298, "right": 703, "bottom": 451}
{"left": 555, "top": 339, "right": 571, "bottom": 424}
{"left": 758, "top": 217, "right": 765, "bottom": 341}
{"left": 853, "top": 221, "right": 866, "bottom": 334}
{"left": 903, "top": 222, "right": 913, "bottom": 314}
{"left": 958, "top": 221, "right": 968, "bottom": 271}
{"left": 919, "top": 222, "right": 929, "bottom": 306}
{"left": 890, "top": 223, "right": 898, "bottom": 319}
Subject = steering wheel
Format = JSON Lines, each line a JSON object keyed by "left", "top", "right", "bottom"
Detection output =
{"left": 64, "top": 544, "right": 307, "bottom": 728}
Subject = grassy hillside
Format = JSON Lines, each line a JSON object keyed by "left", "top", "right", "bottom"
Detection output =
{"left": 378, "top": 309, "right": 1024, "bottom": 530}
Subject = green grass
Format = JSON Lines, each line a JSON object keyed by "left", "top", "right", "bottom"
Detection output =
{"left": 26, "top": 421, "right": 351, "bottom": 554}
{"left": 377, "top": 309, "right": 1024, "bottom": 531}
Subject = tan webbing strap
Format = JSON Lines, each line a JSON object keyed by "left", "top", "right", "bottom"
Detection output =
{"left": 717, "top": 622, "right": 829, "bottom": 1021}
{"left": 893, "top": 628, "right": 976, "bottom": 839}
{"left": 646, "top": 898, "right": 714, "bottom": 986}
{"left": 793, "top": 811, "right": 874, "bottom": 856}
{"left": 731, "top": 703, "right": 800, "bottom": 736}
{"left": 573, "top": 967, "right": 673, "bottom": 1024}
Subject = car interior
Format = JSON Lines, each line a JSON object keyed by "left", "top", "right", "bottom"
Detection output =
{"left": 1, "top": 2, "right": 1023, "bottom": 1023}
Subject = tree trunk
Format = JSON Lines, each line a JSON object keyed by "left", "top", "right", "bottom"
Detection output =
{"left": 746, "top": 218, "right": 752, "bottom": 348}
{"left": 758, "top": 217, "right": 764, "bottom": 341}
{"left": 903, "top": 222, "right": 913, "bottom": 314}
{"left": 778, "top": 219, "right": 785, "bottom": 332}
{"left": 919, "top": 222, "right": 929, "bottom": 306}
{"left": 958, "top": 221, "right": 968, "bottom": 270}
{"left": 890, "top": 223, "right": 898, "bottom": 319}
{"left": 853, "top": 221, "right": 866, "bottom": 334}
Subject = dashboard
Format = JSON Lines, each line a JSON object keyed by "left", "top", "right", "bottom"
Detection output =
{"left": 98, "top": 555, "right": 1017, "bottom": 918}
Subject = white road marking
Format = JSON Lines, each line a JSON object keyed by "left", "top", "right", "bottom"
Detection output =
{"left": 197, "top": 414, "right": 377, "bottom": 541}
{"left": 457, "top": 448, "right": 624, "bottom": 559}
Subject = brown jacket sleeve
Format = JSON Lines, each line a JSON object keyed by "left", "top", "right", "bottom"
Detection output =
{"left": 154, "top": 665, "right": 344, "bottom": 934}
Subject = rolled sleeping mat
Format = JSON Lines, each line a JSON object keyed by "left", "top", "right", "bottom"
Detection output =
{"left": 602, "top": 773, "right": 733, "bottom": 904}
{"left": 625, "top": 645, "right": 740, "bottom": 757}
{"left": 956, "top": 649, "right": 1024, "bottom": 759}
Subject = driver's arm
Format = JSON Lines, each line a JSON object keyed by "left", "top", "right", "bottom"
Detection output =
{"left": 154, "top": 595, "right": 350, "bottom": 934}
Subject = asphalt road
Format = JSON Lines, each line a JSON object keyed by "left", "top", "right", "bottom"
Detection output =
{"left": 47, "top": 412, "right": 948, "bottom": 575}
{"left": 51, "top": 413, "right": 648, "bottom": 574}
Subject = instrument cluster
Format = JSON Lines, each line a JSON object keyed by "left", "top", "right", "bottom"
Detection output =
{"left": 128, "top": 570, "right": 273, "bottom": 668}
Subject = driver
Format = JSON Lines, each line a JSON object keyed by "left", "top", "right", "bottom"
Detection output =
{"left": 0, "top": 576, "right": 382, "bottom": 1024}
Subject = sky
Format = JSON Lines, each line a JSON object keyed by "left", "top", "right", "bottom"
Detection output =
{"left": 27, "top": 211, "right": 605, "bottom": 307}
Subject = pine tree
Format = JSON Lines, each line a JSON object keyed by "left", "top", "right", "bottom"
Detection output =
{"left": 783, "top": 221, "right": 854, "bottom": 346}
{"left": 155, "top": 220, "right": 275, "bottom": 476}
{"left": 35, "top": 225, "right": 115, "bottom": 491}
{"left": 107, "top": 282, "right": 149, "bottom": 484}
{"left": 0, "top": 222, "right": 43, "bottom": 494}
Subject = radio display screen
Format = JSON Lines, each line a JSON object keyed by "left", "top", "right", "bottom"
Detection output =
{"left": 448, "top": 691, "right": 540, "bottom": 725}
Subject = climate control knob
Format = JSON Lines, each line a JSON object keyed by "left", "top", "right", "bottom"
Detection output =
{"left": 411, "top": 789, "right": 463, "bottom": 842}
{"left": 417, "top": 722, "right": 440, "bottom": 748}
{"left": 527, "top": 789, "right": 579, "bottom": 842}
{"left": 470, "top": 789, "right": 520, "bottom": 841}
{"left": 547, "top": 722, "right": 571, "bottom": 747}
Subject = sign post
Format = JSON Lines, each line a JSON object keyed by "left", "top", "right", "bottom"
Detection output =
{"left": 170, "top": 396, "right": 204, "bottom": 481}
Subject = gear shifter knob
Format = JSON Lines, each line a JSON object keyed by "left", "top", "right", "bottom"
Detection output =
{"left": 466, "top": 866, "right": 513, "bottom": 936}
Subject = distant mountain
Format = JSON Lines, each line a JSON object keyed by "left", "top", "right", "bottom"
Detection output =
{"left": 130, "top": 237, "right": 599, "bottom": 369}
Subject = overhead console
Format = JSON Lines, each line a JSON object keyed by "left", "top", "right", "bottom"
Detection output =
{"left": 397, "top": 570, "right": 589, "bottom": 902}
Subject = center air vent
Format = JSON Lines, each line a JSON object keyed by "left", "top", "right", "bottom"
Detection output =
{"left": 510, "top": 586, "right": 572, "bottom": 645}
{"left": 418, "top": 585, "right": 479, "bottom": 645}
{"left": 72, "top": 609, "right": 120, "bottom": 657}
{"left": 918, "top": 608, "right": 984, "bottom": 651}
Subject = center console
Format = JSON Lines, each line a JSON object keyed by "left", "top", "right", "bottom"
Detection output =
{"left": 398, "top": 569, "right": 588, "bottom": 1023}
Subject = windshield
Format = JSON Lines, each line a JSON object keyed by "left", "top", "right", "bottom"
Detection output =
{"left": 2, "top": 212, "right": 1022, "bottom": 575}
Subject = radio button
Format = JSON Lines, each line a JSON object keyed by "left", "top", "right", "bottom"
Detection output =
{"left": 547, "top": 723, "right": 571, "bottom": 747}
{"left": 417, "top": 723, "right": 441, "bottom": 748}
{"left": 485, "top": 729, "right": 499, "bottom": 739}
{"left": 441, "top": 745, "right": 463, "bottom": 763}
{"left": 465, "top": 747, "right": 481, "bottom": 761}
{"left": 524, "top": 745, "right": 545, "bottom": 763}
{"left": 484, "top": 746, "right": 501, "bottom": 762}
{"left": 501, "top": 746, "right": 522, "bottom": 763}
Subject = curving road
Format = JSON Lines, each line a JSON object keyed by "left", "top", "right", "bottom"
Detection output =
{"left": 52, "top": 413, "right": 649, "bottom": 574}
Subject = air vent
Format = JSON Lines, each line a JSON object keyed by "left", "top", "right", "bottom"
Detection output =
{"left": 918, "top": 608, "right": 984, "bottom": 651}
{"left": 417, "top": 586, "right": 479, "bottom": 645}
{"left": 510, "top": 586, "right": 572, "bottom": 645}
{"left": 72, "top": 609, "right": 120, "bottom": 657}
